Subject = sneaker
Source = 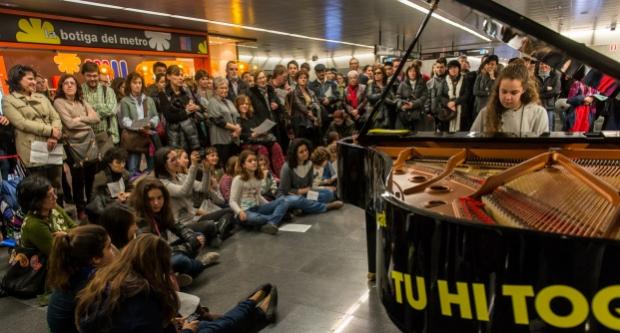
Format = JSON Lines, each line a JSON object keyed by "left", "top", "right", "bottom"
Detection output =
{"left": 260, "top": 223, "right": 278, "bottom": 235}
{"left": 326, "top": 200, "right": 344, "bottom": 211}
{"left": 197, "top": 251, "right": 220, "bottom": 266}
{"left": 176, "top": 273, "right": 193, "bottom": 288}
{"left": 291, "top": 208, "right": 304, "bottom": 216}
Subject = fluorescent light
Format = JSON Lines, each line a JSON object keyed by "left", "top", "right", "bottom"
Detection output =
{"left": 397, "top": 0, "right": 492, "bottom": 42}
{"left": 61, "top": 0, "right": 374, "bottom": 48}
{"left": 63, "top": 0, "right": 122, "bottom": 9}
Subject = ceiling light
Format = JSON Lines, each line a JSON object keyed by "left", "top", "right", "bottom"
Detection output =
{"left": 62, "top": 0, "right": 374, "bottom": 49}
{"left": 396, "top": 0, "right": 491, "bottom": 42}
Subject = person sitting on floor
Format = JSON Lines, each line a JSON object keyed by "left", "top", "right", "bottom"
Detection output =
{"left": 258, "top": 154, "right": 278, "bottom": 200}
{"left": 278, "top": 139, "right": 343, "bottom": 214}
{"left": 75, "top": 234, "right": 278, "bottom": 333}
{"left": 18, "top": 175, "right": 76, "bottom": 257}
{"left": 87, "top": 147, "right": 133, "bottom": 221}
{"left": 219, "top": 155, "right": 238, "bottom": 203}
{"left": 229, "top": 150, "right": 290, "bottom": 235}
{"left": 47, "top": 225, "right": 115, "bottom": 333}
{"left": 310, "top": 146, "right": 337, "bottom": 195}
{"left": 131, "top": 177, "right": 219, "bottom": 287}
{"left": 154, "top": 147, "right": 231, "bottom": 247}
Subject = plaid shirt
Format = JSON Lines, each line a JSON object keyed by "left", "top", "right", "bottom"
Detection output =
{"left": 81, "top": 83, "right": 119, "bottom": 143}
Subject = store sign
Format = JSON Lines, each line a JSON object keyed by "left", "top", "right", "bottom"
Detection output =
{"left": 0, "top": 13, "right": 208, "bottom": 55}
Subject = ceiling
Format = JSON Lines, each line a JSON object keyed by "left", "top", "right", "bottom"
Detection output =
{"left": 1, "top": 0, "right": 492, "bottom": 59}
{"left": 1, "top": 0, "right": 618, "bottom": 60}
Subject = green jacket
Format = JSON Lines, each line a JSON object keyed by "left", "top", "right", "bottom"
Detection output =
{"left": 20, "top": 207, "right": 76, "bottom": 257}
{"left": 81, "top": 83, "right": 119, "bottom": 143}
{"left": 119, "top": 95, "right": 159, "bottom": 130}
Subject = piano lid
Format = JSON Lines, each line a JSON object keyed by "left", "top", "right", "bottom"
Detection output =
{"left": 357, "top": 0, "right": 620, "bottom": 141}
{"left": 450, "top": 0, "right": 620, "bottom": 88}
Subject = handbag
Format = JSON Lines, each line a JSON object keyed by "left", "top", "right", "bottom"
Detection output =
{"left": 436, "top": 105, "right": 458, "bottom": 122}
{"left": 121, "top": 129, "right": 151, "bottom": 154}
{"left": 64, "top": 130, "right": 99, "bottom": 168}
{"left": 0, "top": 246, "right": 46, "bottom": 298}
{"left": 120, "top": 100, "right": 152, "bottom": 154}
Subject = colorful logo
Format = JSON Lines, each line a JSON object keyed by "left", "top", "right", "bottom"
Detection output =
{"left": 16, "top": 17, "right": 60, "bottom": 44}
{"left": 198, "top": 40, "right": 208, "bottom": 54}
{"left": 53, "top": 53, "right": 81, "bottom": 74}
{"left": 144, "top": 31, "right": 171, "bottom": 51}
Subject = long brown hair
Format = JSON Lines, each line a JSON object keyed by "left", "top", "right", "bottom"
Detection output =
{"left": 235, "top": 95, "right": 254, "bottom": 119}
{"left": 483, "top": 62, "right": 540, "bottom": 132}
{"left": 47, "top": 225, "right": 109, "bottom": 292}
{"left": 75, "top": 234, "right": 178, "bottom": 329}
{"left": 55, "top": 74, "right": 84, "bottom": 103}
{"left": 131, "top": 177, "right": 174, "bottom": 229}
{"left": 237, "top": 150, "right": 263, "bottom": 181}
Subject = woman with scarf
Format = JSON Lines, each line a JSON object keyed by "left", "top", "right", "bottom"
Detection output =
{"left": 441, "top": 60, "right": 471, "bottom": 132}
{"left": 120, "top": 72, "right": 159, "bottom": 176}
{"left": 343, "top": 70, "right": 368, "bottom": 130}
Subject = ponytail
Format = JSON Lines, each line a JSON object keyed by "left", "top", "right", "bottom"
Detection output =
{"left": 47, "top": 225, "right": 109, "bottom": 291}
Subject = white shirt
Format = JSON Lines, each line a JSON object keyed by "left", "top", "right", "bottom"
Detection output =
{"left": 470, "top": 102, "right": 549, "bottom": 136}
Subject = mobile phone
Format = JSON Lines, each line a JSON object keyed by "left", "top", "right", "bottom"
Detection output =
{"left": 185, "top": 312, "right": 201, "bottom": 323}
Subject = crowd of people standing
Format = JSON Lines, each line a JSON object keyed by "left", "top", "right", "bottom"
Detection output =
{"left": 0, "top": 52, "right": 614, "bottom": 332}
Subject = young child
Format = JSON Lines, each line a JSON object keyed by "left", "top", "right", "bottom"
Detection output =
{"left": 220, "top": 155, "right": 238, "bottom": 202}
{"left": 258, "top": 154, "right": 278, "bottom": 200}
{"left": 204, "top": 147, "right": 223, "bottom": 181}
{"left": 229, "top": 150, "right": 289, "bottom": 235}
{"left": 310, "top": 147, "right": 337, "bottom": 192}
{"left": 327, "top": 142, "right": 338, "bottom": 184}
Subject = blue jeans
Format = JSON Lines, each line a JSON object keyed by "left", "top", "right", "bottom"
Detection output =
{"left": 171, "top": 252, "right": 204, "bottom": 276}
{"left": 315, "top": 188, "right": 335, "bottom": 203}
{"left": 127, "top": 153, "right": 153, "bottom": 176}
{"left": 198, "top": 300, "right": 263, "bottom": 333}
{"left": 244, "top": 196, "right": 289, "bottom": 227}
{"left": 547, "top": 110, "right": 555, "bottom": 131}
{"left": 283, "top": 195, "right": 326, "bottom": 214}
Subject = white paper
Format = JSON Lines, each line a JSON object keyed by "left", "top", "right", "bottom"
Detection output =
{"left": 278, "top": 223, "right": 312, "bottom": 233}
{"left": 30, "top": 141, "right": 63, "bottom": 165}
{"left": 177, "top": 291, "right": 201, "bottom": 318}
{"left": 130, "top": 118, "right": 150, "bottom": 130}
{"left": 252, "top": 119, "right": 277, "bottom": 135}
{"left": 306, "top": 190, "right": 319, "bottom": 201}
{"left": 106, "top": 178, "right": 125, "bottom": 198}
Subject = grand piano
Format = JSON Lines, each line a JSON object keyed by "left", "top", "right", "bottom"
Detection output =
{"left": 338, "top": 1, "right": 620, "bottom": 332}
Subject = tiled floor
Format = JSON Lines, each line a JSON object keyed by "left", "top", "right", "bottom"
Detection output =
{"left": 0, "top": 204, "right": 401, "bottom": 333}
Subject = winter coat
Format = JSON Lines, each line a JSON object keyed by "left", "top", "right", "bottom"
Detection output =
{"left": 137, "top": 215, "right": 200, "bottom": 257}
{"left": 288, "top": 86, "right": 321, "bottom": 130}
{"left": 473, "top": 73, "right": 495, "bottom": 114}
{"left": 537, "top": 70, "right": 562, "bottom": 111}
{"left": 2, "top": 92, "right": 62, "bottom": 167}
{"left": 157, "top": 86, "right": 200, "bottom": 150}
{"left": 395, "top": 79, "right": 428, "bottom": 130}
{"left": 366, "top": 82, "right": 396, "bottom": 128}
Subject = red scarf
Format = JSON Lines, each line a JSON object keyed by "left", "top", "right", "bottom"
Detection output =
{"left": 347, "top": 85, "right": 359, "bottom": 109}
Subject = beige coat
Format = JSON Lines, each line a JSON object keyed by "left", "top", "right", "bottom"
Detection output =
{"left": 53, "top": 98, "right": 100, "bottom": 140}
{"left": 2, "top": 92, "right": 62, "bottom": 167}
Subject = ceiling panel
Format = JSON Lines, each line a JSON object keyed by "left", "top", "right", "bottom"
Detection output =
{"left": 2, "top": 0, "right": 491, "bottom": 59}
